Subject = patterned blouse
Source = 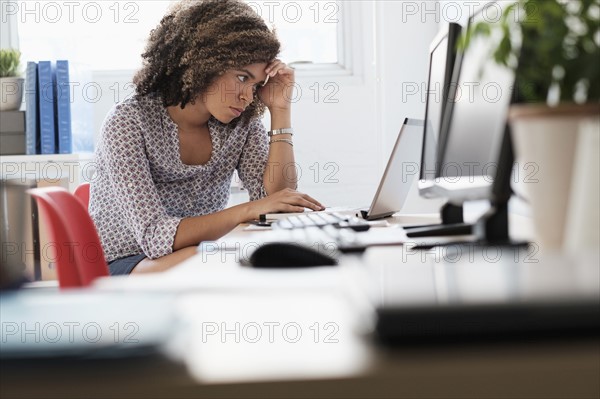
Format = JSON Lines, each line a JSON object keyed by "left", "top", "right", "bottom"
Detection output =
{"left": 89, "top": 95, "right": 269, "bottom": 262}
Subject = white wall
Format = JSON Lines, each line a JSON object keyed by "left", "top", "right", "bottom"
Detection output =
{"left": 374, "top": 0, "right": 444, "bottom": 213}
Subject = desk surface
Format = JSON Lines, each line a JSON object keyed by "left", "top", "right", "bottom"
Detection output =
{"left": 2, "top": 211, "right": 599, "bottom": 398}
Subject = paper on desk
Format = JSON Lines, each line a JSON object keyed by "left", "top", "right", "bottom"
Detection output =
{"left": 355, "top": 226, "right": 407, "bottom": 246}
{"left": 176, "top": 292, "right": 372, "bottom": 383}
{"left": 201, "top": 227, "right": 408, "bottom": 250}
{"left": 244, "top": 224, "right": 272, "bottom": 231}
{"left": 201, "top": 225, "right": 408, "bottom": 254}
{"left": 365, "top": 220, "right": 391, "bottom": 228}
{"left": 198, "top": 231, "right": 293, "bottom": 251}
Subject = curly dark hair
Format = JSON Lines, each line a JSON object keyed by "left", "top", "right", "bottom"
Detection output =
{"left": 133, "top": 0, "right": 280, "bottom": 124}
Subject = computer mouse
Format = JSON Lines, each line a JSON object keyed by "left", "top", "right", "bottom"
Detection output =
{"left": 248, "top": 242, "right": 338, "bottom": 268}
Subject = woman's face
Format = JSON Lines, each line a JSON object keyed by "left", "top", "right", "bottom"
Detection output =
{"left": 202, "top": 62, "right": 268, "bottom": 123}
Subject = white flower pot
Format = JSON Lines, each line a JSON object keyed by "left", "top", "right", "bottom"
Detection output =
{"left": 564, "top": 117, "right": 600, "bottom": 252}
{"left": 0, "top": 76, "right": 24, "bottom": 111}
{"left": 509, "top": 103, "right": 599, "bottom": 252}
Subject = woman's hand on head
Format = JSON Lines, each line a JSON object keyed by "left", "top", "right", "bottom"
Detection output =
{"left": 258, "top": 59, "right": 295, "bottom": 112}
{"left": 246, "top": 188, "right": 325, "bottom": 220}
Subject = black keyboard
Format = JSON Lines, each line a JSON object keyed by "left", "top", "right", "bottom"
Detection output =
{"left": 274, "top": 212, "right": 371, "bottom": 232}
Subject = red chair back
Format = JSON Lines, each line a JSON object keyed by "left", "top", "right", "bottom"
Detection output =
{"left": 29, "top": 187, "right": 108, "bottom": 288}
{"left": 29, "top": 188, "right": 82, "bottom": 288}
{"left": 73, "top": 182, "right": 90, "bottom": 209}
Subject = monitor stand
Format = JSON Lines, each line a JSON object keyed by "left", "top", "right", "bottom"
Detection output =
{"left": 409, "top": 201, "right": 527, "bottom": 250}
{"left": 408, "top": 127, "right": 527, "bottom": 248}
{"left": 473, "top": 125, "right": 528, "bottom": 247}
{"left": 472, "top": 197, "right": 528, "bottom": 247}
{"left": 403, "top": 203, "right": 472, "bottom": 237}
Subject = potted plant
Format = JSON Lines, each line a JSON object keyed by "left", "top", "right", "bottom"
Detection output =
{"left": 462, "top": 0, "right": 600, "bottom": 251}
{"left": 0, "top": 48, "right": 24, "bottom": 111}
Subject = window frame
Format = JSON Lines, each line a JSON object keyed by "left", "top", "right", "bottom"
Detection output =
{"left": 11, "top": 0, "right": 362, "bottom": 80}
{"left": 289, "top": 0, "right": 362, "bottom": 80}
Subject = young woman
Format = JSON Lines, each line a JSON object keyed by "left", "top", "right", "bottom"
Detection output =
{"left": 89, "top": 0, "right": 324, "bottom": 275}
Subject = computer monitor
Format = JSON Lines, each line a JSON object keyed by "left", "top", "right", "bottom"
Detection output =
{"left": 434, "top": 1, "right": 516, "bottom": 202}
{"left": 404, "top": 22, "right": 471, "bottom": 237}
{"left": 418, "top": 22, "right": 462, "bottom": 198}
{"left": 406, "top": 1, "right": 519, "bottom": 241}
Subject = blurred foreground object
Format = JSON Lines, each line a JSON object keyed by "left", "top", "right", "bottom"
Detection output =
{"left": 0, "top": 180, "right": 28, "bottom": 289}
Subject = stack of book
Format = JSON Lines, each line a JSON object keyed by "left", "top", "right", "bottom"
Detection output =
{"left": 24, "top": 60, "right": 72, "bottom": 155}
{"left": 0, "top": 110, "right": 25, "bottom": 155}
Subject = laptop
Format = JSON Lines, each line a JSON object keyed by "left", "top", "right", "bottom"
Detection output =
{"left": 262, "top": 118, "right": 424, "bottom": 224}
{"left": 360, "top": 118, "right": 423, "bottom": 220}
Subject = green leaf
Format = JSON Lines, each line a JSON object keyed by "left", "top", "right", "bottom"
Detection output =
{"left": 494, "top": 35, "right": 512, "bottom": 66}
{"left": 455, "top": 0, "right": 600, "bottom": 103}
{"left": 0, "top": 49, "right": 21, "bottom": 77}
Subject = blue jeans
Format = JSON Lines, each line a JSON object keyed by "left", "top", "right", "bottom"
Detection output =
{"left": 108, "top": 254, "right": 146, "bottom": 275}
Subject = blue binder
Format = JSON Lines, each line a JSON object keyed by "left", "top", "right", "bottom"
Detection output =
{"left": 37, "top": 61, "right": 56, "bottom": 154}
{"left": 54, "top": 60, "right": 72, "bottom": 154}
{"left": 25, "top": 62, "right": 39, "bottom": 155}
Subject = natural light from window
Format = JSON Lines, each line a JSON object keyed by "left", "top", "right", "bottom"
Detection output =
{"left": 16, "top": 0, "right": 340, "bottom": 71}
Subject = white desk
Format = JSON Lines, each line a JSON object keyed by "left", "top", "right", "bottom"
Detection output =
{"left": 2, "top": 212, "right": 599, "bottom": 398}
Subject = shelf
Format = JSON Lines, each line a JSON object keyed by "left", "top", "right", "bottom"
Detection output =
{"left": 0, "top": 153, "right": 94, "bottom": 163}
{"left": 0, "top": 153, "right": 96, "bottom": 191}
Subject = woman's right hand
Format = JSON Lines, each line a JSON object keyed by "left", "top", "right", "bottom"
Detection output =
{"left": 245, "top": 188, "right": 325, "bottom": 220}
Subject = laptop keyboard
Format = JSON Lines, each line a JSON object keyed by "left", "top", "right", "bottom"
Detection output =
{"left": 274, "top": 212, "right": 371, "bottom": 232}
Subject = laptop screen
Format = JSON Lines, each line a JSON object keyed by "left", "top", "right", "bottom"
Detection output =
{"left": 366, "top": 118, "right": 423, "bottom": 220}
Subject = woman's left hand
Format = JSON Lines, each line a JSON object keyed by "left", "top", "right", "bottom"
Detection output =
{"left": 258, "top": 59, "right": 295, "bottom": 112}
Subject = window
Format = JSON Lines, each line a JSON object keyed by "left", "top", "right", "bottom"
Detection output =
{"left": 15, "top": 1, "right": 173, "bottom": 70}
{"left": 13, "top": 0, "right": 343, "bottom": 72}
{"left": 247, "top": 1, "right": 340, "bottom": 64}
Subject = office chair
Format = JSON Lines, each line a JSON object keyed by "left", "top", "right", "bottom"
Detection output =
{"left": 28, "top": 187, "right": 108, "bottom": 288}
{"left": 73, "top": 182, "right": 90, "bottom": 209}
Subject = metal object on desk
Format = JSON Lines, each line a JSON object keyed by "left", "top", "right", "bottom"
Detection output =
{"left": 0, "top": 180, "right": 34, "bottom": 289}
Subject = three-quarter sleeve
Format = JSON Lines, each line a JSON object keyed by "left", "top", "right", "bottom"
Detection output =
{"left": 99, "top": 105, "right": 181, "bottom": 259}
{"left": 236, "top": 118, "right": 269, "bottom": 201}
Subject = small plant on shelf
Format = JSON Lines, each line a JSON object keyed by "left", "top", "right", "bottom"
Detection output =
{"left": 0, "top": 49, "right": 22, "bottom": 78}
{"left": 0, "top": 48, "right": 24, "bottom": 111}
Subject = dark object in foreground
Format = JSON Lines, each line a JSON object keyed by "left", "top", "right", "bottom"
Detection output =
{"left": 249, "top": 242, "right": 338, "bottom": 268}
